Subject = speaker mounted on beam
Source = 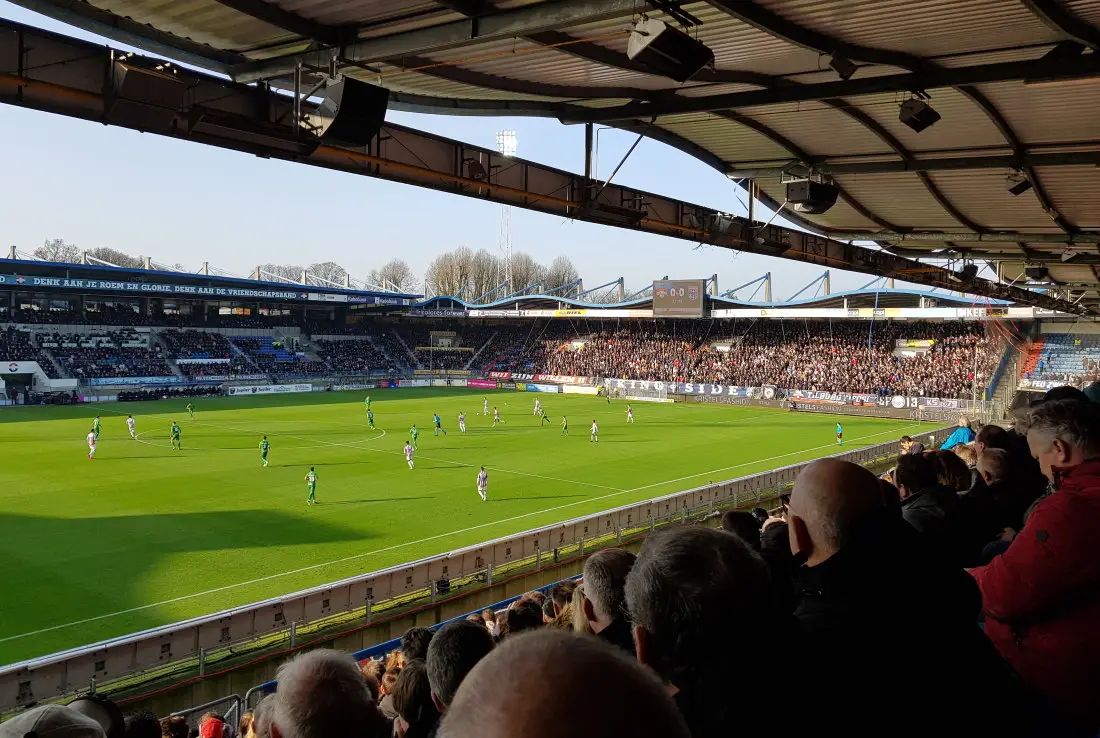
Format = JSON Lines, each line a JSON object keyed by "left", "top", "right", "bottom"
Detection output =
{"left": 627, "top": 18, "right": 715, "bottom": 83}
{"left": 304, "top": 78, "right": 390, "bottom": 149}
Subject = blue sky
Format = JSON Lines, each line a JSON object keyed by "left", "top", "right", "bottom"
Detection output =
{"left": 0, "top": 2, "right": 909, "bottom": 299}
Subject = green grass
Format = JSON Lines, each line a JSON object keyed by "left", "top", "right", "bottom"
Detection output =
{"left": 0, "top": 388, "right": 922, "bottom": 664}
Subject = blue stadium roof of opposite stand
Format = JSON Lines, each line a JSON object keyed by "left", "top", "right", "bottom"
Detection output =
{"left": 415, "top": 287, "right": 1010, "bottom": 311}
{"left": 0, "top": 258, "right": 422, "bottom": 300}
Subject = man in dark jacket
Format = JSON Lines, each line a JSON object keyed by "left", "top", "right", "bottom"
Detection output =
{"left": 581, "top": 548, "right": 636, "bottom": 655}
{"left": 971, "top": 399, "right": 1100, "bottom": 731}
{"left": 895, "top": 452, "right": 962, "bottom": 559}
{"left": 788, "top": 458, "right": 1030, "bottom": 736}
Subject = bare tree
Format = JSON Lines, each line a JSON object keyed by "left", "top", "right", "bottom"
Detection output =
{"left": 259, "top": 263, "right": 304, "bottom": 283}
{"left": 307, "top": 261, "right": 349, "bottom": 286}
{"left": 86, "top": 247, "right": 143, "bottom": 268}
{"left": 509, "top": 252, "right": 544, "bottom": 291}
{"left": 367, "top": 259, "right": 418, "bottom": 291}
{"left": 33, "top": 238, "right": 81, "bottom": 264}
{"left": 544, "top": 255, "right": 580, "bottom": 294}
{"left": 469, "top": 248, "right": 503, "bottom": 301}
{"left": 425, "top": 247, "right": 477, "bottom": 297}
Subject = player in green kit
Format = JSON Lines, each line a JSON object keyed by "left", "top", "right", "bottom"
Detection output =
{"left": 561, "top": 416, "right": 569, "bottom": 436}
{"left": 186, "top": 402, "right": 195, "bottom": 420}
{"left": 304, "top": 467, "right": 317, "bottom": 504}
{"left": 836, "top": 422, "right": 843, "bottom": 445}
{"left": 365, "top": 395, "right": 371, "bottom": 414}
{"left": 410, "top": 424, "right": 420, "bottom": 449}
{"left": 259, "top": 436, "right": 270, "bottom": 467}
{"left": 93, "top": 415, "right": 101, "bottom": 441}
{"left": 367, "top": 409, "right": 376, "bottom": 429}
{"left": 170, "top": 421, "right": 182, "bottom": 450}
{"left": 540, "top": 408, "right": 550, "bottom": 426}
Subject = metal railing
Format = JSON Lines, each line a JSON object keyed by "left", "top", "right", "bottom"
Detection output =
{"left": 0, "top": 426, "right": 954, "bottom": 712}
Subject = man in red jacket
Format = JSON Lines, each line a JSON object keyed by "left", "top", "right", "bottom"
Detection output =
{"left": 970, "top": 398, "right": 1100, "bottom": 730}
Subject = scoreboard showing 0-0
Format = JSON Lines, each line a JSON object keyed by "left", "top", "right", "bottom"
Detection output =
{"left": 652, "top": 279, "right": 706, "bottom": 318}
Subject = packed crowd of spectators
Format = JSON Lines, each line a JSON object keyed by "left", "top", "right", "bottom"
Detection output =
{"left": 314, "top": 339, "right": 396, "bottom": 374}
{"left": 515, "top": 320, "right": 1001, "bottom": 398}
{"left": 3, "top": 307, "right": 297, "bottom": 329}
{"left": 0, "top": 326, "right": 59, "bottom": 377}
{"left": 42, "top": 330, "right": 172, "bottom": 379}
{"left": 160, "top": 330, "right": 233, "bottom": 360}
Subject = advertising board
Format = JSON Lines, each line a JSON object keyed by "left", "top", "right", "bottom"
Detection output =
{"left": 226, "top": 383, "right": 312, "bottom": 395}
{"left": 467, "top": 379, "right": 499, "bottom": 389}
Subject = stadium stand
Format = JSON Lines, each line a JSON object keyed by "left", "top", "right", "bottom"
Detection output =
{"left": 40, "top": 329, "right": 172, "bottom": 379}
{"left": 229, "top": 336, "right": 327, "bottom": 375}
{"left": 1023, "top": 333, "right": 1100, "bottom": 386}
{"left": 0, "top": 326, "right": 60, "bottom": 377}
{"left": 313, "top": 339, "right": 396, "bottom": 374}
{"left": 160, "top": 329, "right": 234, "bottom": 360}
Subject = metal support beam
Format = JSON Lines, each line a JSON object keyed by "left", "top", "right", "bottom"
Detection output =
{"left": 565, "top": 55, "right": 1100, "bottom": 123}
{"left": 1021, "top": 0, "right": 1100, "bottom": 49}
{"left": 232, "top": 0, "right": 641, "bottom": 83}
{"left": 584, "top": 122, "right": 594, "bottom": 181}
{"left": 212, "top": 0, "right": 353, "bottom": 46}
{"left": 787, "top": 271, "right": 830, "bottom": 302}
{"left": 833, "top": 231, "right": 1100, "bottom": 244}
{"left": 0, "top": 18, "right": 1086, "bottom": 315}
{"left": 727, "top": 149, "right": 1100, "bottom": 178}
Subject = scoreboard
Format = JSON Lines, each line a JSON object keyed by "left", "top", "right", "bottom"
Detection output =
{"left": 652, "top": 280, "right": 706, "bottom": 318}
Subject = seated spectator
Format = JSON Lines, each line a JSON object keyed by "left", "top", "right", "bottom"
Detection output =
{"left": 895, "top": 452, "right": 961, "bottom": 559}
{"left": 401, "top": 627, "right": 434, "bottom": 662}
{"left": 437, "top": 631, "right": 690, "bottom": 738}
{"left": 426, "top": 620, "right": 495, "bottom": 713}
{"left": 720, "top": 510, "right": 761, "bottom": 550}
{"left": 974, "top": 423, "right": 1009, "bottom": 456}
{"left": 548, "top": 580, "right": 576, "bottom": 618}
{"left": 159, "top": 716, "right": 188, "bottom": 738}
{"left": 379, "top": 667, "right": 402, "bottom": 720}
{"left": 899, "top": 434, "right": 925, "bottom": 454}
{"left": 940, "top": 417, "right": 976, "bottom": 449}
{"left": 501, "top": 600, "right": 543, "bottom": 638}
{"left": 0, "top": 704, "right": 106, "bottom": 738}
{"left": 570, "top": 582, "right": 594, "bottom": 636}
{"left": 392, "top": 660, "right": 440, "bottom": 738}
{"left": 978, "top": 448, "right": 1032, "bottom": 532}
{"left": 198, "top": 714, "right": 224, "bottom": 738}
{"left": 581, "top": 548, "right": 636, "bottom": 654}
{"left": 750, "top": 507, "right": 769, "bottom": 526}
{"left": 238, "top": 713, "right": 256, "bottom": 738}
{"left": 933, "top": 448, "right": 973, "bottom": 492}
{"left": 625, "top": 526, "right": 785, "bottom": 737}
{"left": 788, "top": 458, "right": 1029, "bottom": 735}
{"left": 971, "top": 399, "right": 1100, "bottom": 730}
{"left": 270, "top": 649, "right": 389, "bottom": 738}
{"left": 123, "top": 712, "right": 160, "bottom": 738}
{"left": 68, "top": 695, "right": 125, "bottom": 738}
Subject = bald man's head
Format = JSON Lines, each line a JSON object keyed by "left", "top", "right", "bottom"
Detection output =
{"left": 977, "top": 447, "right": 1010, "bottom": 484}
{"left": 789, "top": 459, "right": 884, "bottom": 566}
{"left": 437, "top": 631, "right": 689, "bottom": 738}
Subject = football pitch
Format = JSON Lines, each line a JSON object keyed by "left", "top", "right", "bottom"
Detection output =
{"left": 0, "top": 388, "right": 922, "bottom": 663}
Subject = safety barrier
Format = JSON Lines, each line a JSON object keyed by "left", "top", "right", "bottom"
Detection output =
{"left": 0, "top": 426, "right": 954, "bottom": 711}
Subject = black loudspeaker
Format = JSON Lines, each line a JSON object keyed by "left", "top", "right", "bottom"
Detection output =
{"left": 626, "top": 18, "right": 714, "bottom": 82}
{"left": 310, "top": 78, "right": 390, "bottom": 148}
{"left": 787, "top": 180, "right": 839, "bottom": 214}
{"left": 1025, "top": 266, "right": 1050, "bottom": 281}
{"left": 899, "top": 98, "right": 941, "bottom": 133}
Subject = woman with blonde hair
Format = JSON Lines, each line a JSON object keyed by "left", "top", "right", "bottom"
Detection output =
{"left": 571, "top": 582, "right": 594, "bottom": 635}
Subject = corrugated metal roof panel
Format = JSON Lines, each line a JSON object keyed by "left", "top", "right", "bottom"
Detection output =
{"left": 279, "top": 0, "right": 444, "bottom": 28}
{"left": 755, "top": 178, "right": 882, "bottom": 230}
{"left": 1032, "top": 166, "right": 1100, "bottom": 229}
{"left": 361, "top": 67, "right": 569, "bottom": 102}
{"left": 735, "top": 102, "right": 889, "bottom": 157}
{"left": 758, "top": 0, "right": 1060, "bottom": 59}
{"left": 832, "top": 172, "right": 964, "bottom": 229}
{"left": 92, "top": 0, "right": 290, "bottom": 51}
{"left": 1065, "top": 0, "right": 1100, "bottom": 23}
{"left": 840, "top": 88, "right": 1007, "bottom": 154}
{"left": 925, "top": 170, "right": 1058, "bottom": 230}
{"left": 976, "top": 79, "right": 1100, "bottom": 145}
{"left": 658, "top": 112, "right": 792, "bottom": 164}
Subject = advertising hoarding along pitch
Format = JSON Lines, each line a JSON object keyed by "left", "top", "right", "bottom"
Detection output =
{"left": 652, "top": 280, "right": 706, "bottom": 318}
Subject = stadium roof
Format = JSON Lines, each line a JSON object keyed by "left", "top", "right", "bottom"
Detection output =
{"left": 7, "top": 1, "right": 1100, "bottom": 307}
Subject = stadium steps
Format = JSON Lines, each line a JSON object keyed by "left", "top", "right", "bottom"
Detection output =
{"left": 225, "top": 338, "right": 264, "bottom": 374}
{"left": 465, "top": 330, "right": 498, "bottom": 370}
{"left": 365, "top": 335, "right": 408, "bottom": 372}
{"left": 28, "top": 334, "right": 68, "bottom": 378}
{"left": 389, "top": 331, "right": 420, "bottom": 368}
{"left": 1019, "top": 337, "right": 1045, "bottom": 377}
{"left": 149, "top": 331, "right": 185, "bottom": 378}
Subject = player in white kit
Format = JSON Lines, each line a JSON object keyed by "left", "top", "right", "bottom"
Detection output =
{"left": 126, "top": 415, "right": 137, "bottom": 439}
{"left": 483, "top": 397, "right": 489, "bottom": 416}
{"left": 626, "top": 405, "right": 634, "bottom": 424}
{"left": 458, "top": 411, "right": 467, "bottom": 433}
{"left": 533, "top": 398, "right": 541, "bottom": 416}
{"left": 404, "top": 441, "right": 415, "bottom": 469}
{"left": 493, "top": 407, "right": 504, "bottom": 425}
{"left": 477, "top": 466, "right": 488, "bottom": 501}
{"left": 590, "top": 419, "right": 599, "bottom": 443}
{"left": 87, "top": 428, "right": 97, "bottom": 459}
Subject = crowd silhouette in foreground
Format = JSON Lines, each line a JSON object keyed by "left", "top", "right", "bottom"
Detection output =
{"left": 5, "top": 386, "right": 1100, "bottom": 738}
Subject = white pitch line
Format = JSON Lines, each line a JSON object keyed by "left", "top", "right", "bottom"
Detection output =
{"left": 0, "top": 422, "right": 915, "bottom": 644}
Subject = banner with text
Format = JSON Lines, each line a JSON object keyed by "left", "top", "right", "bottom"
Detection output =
{"left": 467, "top": 379, "right": 499, "bottom": 389}
{"left": 227, "top": 383, "right": 312, "bottom": 395}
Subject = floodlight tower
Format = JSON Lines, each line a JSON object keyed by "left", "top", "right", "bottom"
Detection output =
{"left": 496, "top": 130, "right": 517, "bottom": 295}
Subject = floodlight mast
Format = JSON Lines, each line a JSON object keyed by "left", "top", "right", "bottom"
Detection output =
{"left": 496, "top": 131, "right": 517, "bottom": 294}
